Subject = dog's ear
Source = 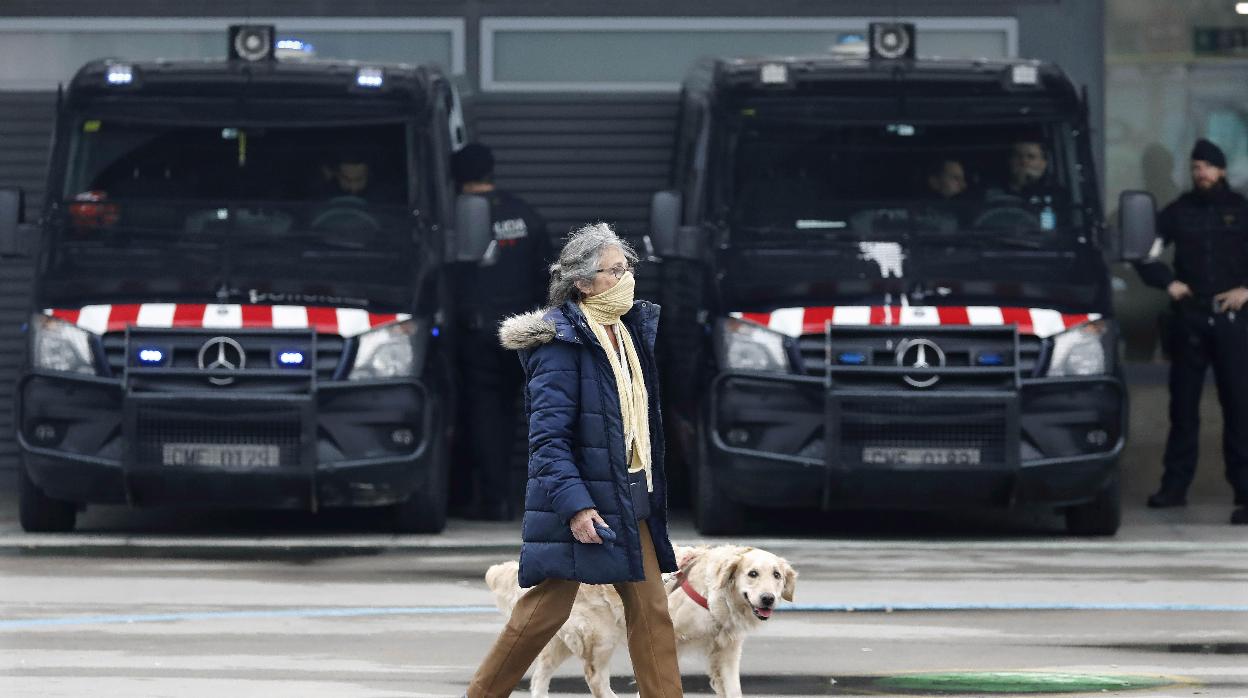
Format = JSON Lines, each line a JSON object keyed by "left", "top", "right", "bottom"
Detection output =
{"left": 780, "top": 561, "right": 798, "bottom": 602}
{"left": 716, "top": 553, "right": 743, "bottom": 591}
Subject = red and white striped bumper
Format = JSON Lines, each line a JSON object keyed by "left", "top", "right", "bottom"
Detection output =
{"left": 43, "top": 304, "right": 412, "bottom": 338}
{"left": 731, "top": 306, "right": 1102, "bottom": 338}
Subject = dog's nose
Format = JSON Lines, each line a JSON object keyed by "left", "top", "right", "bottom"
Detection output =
{"left": 760, "top": 593, "right": 775, "bottom": 607}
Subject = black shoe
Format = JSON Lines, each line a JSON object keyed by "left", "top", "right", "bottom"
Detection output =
{"left": 1147, "top": 489, "right": 1187, "bottom": 508}
{"left": 1232, "top": 507, "right": 1248, "bottom": 525}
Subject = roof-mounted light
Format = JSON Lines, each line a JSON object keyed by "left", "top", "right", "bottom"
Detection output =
{"left": 1011, "top": 63, "right": 1039, "bottom": 85}
{"left": 759, "top": 63, "right": 789, "bottom": 85}
{"left": 356, "top": 67, "right": 384, "bottom": 89}
{"left": 276, "top": 38, "right": 317, "bottom": 60}
{"left": 105, "top": 63, "right": 133, "bottom": 86}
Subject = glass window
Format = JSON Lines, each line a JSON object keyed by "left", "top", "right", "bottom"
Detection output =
{"left": 727, "top": 116, "right": 1081, "bottom": 243}
{"left": 66, "top": 120, "right": 410, "bottom": 205}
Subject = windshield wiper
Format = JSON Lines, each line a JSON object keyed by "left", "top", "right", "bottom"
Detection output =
{"left": 918, "top": 231, "right": 1052, "bottom": 251}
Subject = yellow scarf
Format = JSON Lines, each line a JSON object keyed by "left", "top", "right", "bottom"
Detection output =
{"left": 579, "top": 272, "right": 652, "bottom": 492}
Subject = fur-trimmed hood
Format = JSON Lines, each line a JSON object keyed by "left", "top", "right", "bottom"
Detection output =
{"left": 498, "top": 301, "right": 660, "bottom": 353}
{"left": 498, "top": 309, "right": 558, "bottom": 351}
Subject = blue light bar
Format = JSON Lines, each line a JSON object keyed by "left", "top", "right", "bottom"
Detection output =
{"left": 276, "top": 39, "right": 314, "bottom": 52}
{"left": 137, "top": 348, "right": 165, "bottom": 365}
{"left": 837, "top": 352, "right": 867, "bottom": 365}
{"left": 977, "top": 352, "right": 1005, "bottom": 366}
{"left": 431, "top": 327, "right": 440, "bottom": 338}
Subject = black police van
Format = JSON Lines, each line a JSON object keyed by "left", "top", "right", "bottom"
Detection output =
{"left": 651, "top": 24, "right": 1157, "bottom": 535}
{"left": 0, "top": 26, "right": 493, "bottom": 533}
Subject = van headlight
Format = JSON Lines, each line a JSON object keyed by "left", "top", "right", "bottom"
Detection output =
{"left": 31, "top": 314, "right": 97, "bottom": 375}
{"left": 348, "top": 319, "right": 424, "bottom": 381}
{"left": 1046, "top": 320, "right": 1109, "bottom": 377}
{"left": 716, "top": 317, "right": 791, "bottom": 372}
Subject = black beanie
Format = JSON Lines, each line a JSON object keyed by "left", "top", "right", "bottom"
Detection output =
{"left": 1191, "top": 138, "right": 1227, "bottom": 169}
{"left": 451, "top": 143, "right": 495, "bottom": 184}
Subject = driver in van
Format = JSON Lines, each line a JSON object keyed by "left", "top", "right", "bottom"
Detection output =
{"left": 332, "top": 158, "right": 371, "bottom": 198}
{"left": 1004, "top": 140, "right": 1049, "bottom": 198}
{"left": 980, "top": 138, "right": 1065, "bottom": 231}
{"left": 317, "top": 152, "right": 400, "bottom": 204}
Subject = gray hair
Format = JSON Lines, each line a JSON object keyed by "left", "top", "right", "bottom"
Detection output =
{"left": 547, "top": 222, "right": 639, "bottom": 305}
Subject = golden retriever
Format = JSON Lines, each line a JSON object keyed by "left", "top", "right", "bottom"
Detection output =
{"left": 483, "top": 544, "right": 797, "bottom": 698}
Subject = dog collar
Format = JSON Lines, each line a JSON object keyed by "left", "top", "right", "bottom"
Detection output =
{"left": 677, "top": 571, "right": 710, "bottom": 610}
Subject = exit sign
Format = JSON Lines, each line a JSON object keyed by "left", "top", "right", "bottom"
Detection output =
{"left": 1194, "top": 26, "right": 1248, "bottom": 55}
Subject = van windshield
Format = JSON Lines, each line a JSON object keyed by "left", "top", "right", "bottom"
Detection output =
{"left": 41, "top": 119, "right": 421, "bottom": 309}
{"left": 727, "top": 117, "right": 1083, "bottom": 245}
{"left": 65, "top": 119, "right": 411, "bottom": 205}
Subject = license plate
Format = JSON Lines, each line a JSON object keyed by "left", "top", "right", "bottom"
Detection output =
{"left": 161, "top": 443, "right": 281, "bottom": 469}
{"left": 861, "top": 447, "right": 982, "bottom": 466}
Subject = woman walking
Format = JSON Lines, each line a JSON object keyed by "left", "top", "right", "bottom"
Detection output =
{"left": 464, "top": 223, "right": 683, "bottom": 697}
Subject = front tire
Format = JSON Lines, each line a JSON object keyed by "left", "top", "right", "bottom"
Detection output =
{"left": 18, "top": 464, "right": 77, "bottom": 533}
{"left": 391, "top": 426, "right": 450, "bottom": 533}
{"left": 692, "top": 415, "right": 744, "bottom": 535}
{"left": 1064, "top": 475, "right": 1121, "bottom": 536}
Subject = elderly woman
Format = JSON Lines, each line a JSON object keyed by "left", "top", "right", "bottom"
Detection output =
{"left": 465, "top": 223, "right": 683, "bottom": 697}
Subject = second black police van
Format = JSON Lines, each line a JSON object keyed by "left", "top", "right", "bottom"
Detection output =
{"left": 651, "top": 25, "right": 1157, "bottom": 535}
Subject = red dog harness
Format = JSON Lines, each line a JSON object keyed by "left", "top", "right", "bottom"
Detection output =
{"left": 673, "top": 552, "right": 710, "bottom": 610}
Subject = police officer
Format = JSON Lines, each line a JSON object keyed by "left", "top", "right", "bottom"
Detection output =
{"left": 1135, "top": 139, "right": 1248, "bottom": 525}
{"left": 452, "top": 143, "right": 552, "bottom": 520}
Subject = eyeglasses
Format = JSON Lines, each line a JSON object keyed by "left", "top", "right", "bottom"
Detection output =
{"left": 594, "top": 263, "right": 635, "bottom": 280}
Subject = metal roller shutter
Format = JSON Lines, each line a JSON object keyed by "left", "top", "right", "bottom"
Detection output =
{"left": 0, "top": 92, "right": 55, "bottom": 474}
{"left": 469, "top": 93, "right": 679, "bottom": 300}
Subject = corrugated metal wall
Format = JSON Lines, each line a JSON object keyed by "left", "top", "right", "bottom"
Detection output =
{"left": 470, "top": 93, "right": 677, "bottom": 273}
{"left": 0, "top": 92, "right": 54, "bottom": 474}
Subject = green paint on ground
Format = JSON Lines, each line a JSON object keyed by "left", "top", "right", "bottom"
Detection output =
{"left": 874, "top": 671, "right": 1175, "bottom": 694}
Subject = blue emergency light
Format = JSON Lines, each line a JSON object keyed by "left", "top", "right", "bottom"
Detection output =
{"left": 136, "top": 347, "right": 166, "bottom": 366}
{"left": 276, "top": 350, "right": 306, "bottom": 368}
{"left": 976, "top": 352, "right": 1006, "bottom": 366}
{"left": 837, "top": 351, "right": 867, "bottom": 365}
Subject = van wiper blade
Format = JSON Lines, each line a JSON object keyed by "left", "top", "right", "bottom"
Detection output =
{"left": 918, "top": 231, "right": 1051, "bottom": 250}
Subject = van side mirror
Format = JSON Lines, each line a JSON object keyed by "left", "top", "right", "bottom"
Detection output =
{"left": 453, "top": 193, "right": 493, "bottom": 264}
{"left": 1117, "top": 190, "right": 1157, "bottom": 262}
{"left": 650, "top": 190, "right": 682, "bottom": 258}
{"left": 0, "top": 187, "right": 32, "bottom": 258}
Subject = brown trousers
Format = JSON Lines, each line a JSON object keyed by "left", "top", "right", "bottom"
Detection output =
{"left": 467, "top": 520, "right": 683, "bottom": 697}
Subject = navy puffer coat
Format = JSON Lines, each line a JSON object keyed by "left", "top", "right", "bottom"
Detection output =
{"left": 498, "top": 300, "right": 677, "bottom": 588}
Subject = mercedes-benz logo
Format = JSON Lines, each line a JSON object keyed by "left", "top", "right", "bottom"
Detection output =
{"left": 895, "top": 338, "right": 946, "bottom": 388}
{"left": 197, "top": 336, "right": 246, "bottom": 386}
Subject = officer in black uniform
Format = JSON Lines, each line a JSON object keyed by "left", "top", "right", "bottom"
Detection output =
{"left": 1135, "top": 139, "right": 1248, "bottom": 525}
{"left": 451, "top": 143, "right": 552, "bottom": 520}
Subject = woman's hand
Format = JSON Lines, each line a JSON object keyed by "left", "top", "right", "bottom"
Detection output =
{"left": 570, "top": 508, "right": 608, "bottom": 544}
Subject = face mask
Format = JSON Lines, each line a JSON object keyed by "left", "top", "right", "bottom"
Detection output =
{"left": 581, "top": 271, "right": 635, "bottom": 324}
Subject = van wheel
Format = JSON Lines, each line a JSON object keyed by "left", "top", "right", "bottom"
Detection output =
{"left": 18, "top": 464, "right": 77, "bottom": 533}
{"left": 1064, "top": 476, "right": 1121, "bottom": 536}
{"left": 692, "top": 417, "right": 744, "bottom": 535}
{"left": 392, "top": 428, "right": 450, "bottom": 533}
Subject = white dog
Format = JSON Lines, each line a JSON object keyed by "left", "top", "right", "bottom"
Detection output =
{"left": 484, "top": 544, "right": 797, "bottom": 698}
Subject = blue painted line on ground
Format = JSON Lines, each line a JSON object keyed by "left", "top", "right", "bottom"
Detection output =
{"left": 3, "top": 601, "right": 1246, "bottom": 630}
{"left": 783, "top": 603, "right": 1248, "bottom": 613}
